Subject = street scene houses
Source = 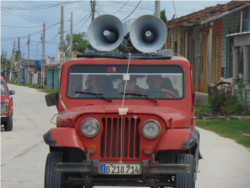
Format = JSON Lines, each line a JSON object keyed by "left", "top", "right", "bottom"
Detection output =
{"left": 1, "top": 1, "right": 250, "bottom": 188}
{"left": 165, "top": 1, "right": 250, "bottom": 90}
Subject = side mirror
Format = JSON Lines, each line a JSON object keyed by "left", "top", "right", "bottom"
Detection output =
{"left": 45, "top": 92, "right": 58, "bottom": 107}
{"left": 193, "top": 92, "right": 208, "bottom": 106}
{"left": 9, "top": 90, "right": 15, "bottom": 95}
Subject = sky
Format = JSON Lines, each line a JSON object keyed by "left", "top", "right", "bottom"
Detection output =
{"left": 1, "top": 0, "right": 230, "bottom": 60}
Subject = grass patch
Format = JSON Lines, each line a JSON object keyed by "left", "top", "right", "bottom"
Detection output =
{"left": 195, "top": 119, "right": 250, "bottom": 148}
{"left": 7, "top": 82, "right": 58, "bottom": 93}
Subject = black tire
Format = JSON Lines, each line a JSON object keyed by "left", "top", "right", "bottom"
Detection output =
{"left": 175, "top": 154, "right": 195, "bottom": 188}
{"left": 4, "top": 114, "right": 13, "bottom": 131}
{"left": 44, "top": 152, "right": 64, "bottom": 188}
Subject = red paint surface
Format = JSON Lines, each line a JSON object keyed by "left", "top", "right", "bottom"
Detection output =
{"left": 155, "top": 129, "right": 191, "bottom": 151}
{"left": 50, "top": 128, "right": 85, "bottom": 151}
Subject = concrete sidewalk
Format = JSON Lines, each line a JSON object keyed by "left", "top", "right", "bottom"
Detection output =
{"left": 195, "top": 127, "right": 250, "bottom": 188}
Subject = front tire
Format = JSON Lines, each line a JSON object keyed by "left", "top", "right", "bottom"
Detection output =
{"left": 4, "top": 114, "right": 13, "bottom": 131}
{"left": 175, "top": 154, "right": 195, "bottom": 188}
{"left": 44, "top": 152, "right": 64, "bottom": 188}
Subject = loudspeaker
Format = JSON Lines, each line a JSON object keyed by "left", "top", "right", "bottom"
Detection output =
{"left": 123, "top": 18, "right": 136, "bottom": 37}
{"left": 87, "top": 14, "right": 124, "bottom": 51}
{"left": 129, "top": 15, "right": 167, "bottom": 53}
{"left": 119, "top": 18, "right": 141, "bottom": 53}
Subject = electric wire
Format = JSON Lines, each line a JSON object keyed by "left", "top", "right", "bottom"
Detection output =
{"left": 122, "top": 0, "right": 141, "bottom": 21}
{"left": 112, "top": 0, "right": 129, "bottom": 15}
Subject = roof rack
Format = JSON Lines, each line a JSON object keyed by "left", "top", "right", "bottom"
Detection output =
{"left": 76, "top": 46, "right": 173, "bottom": 60}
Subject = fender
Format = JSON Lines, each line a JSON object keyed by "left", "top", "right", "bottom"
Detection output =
{"left": 43, "top": 128, "right": 85, "bottom": 152}
{"left": 194, "top": 128, "right": 203, "bottom": 159}
{"left": 155, "top": 129, "right": 194, "bottom": 151}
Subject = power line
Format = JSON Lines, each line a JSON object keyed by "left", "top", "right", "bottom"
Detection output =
{"left": 122, "top": 0, "right": 142, "bottom": 21}
{"left": 1, "top": 25, "right": 43, "bottom": 28}
{"left": 1, "top": 1, "right": 74, "bottom": 11}
{"left": 144, "top": 0, "right": 149, "bottom": 15}
{"left": 112, "top": 0, "right": 129, "bottom": 15}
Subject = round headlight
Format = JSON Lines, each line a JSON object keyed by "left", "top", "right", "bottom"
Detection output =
{"left": 141, "top": 120, "right": 161, "bottom": 139}
{"left": 80, "top": 118, "right": 100, "bottom": 137}
{"left": 1, "top": 106, "right": 7, "bottom": 112}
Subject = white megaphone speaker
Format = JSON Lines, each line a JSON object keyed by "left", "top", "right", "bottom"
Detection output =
{"left": 123, "top": 19, "right": 136, "bottom": 37}
{"left": 87, "top": 14, "right": 124, "bottom": 51}
{"left": 129, "top": 15, "right": 167, "bottom": 53}
{"left": 119, "top": 19, "right": 140, "bottom": 53}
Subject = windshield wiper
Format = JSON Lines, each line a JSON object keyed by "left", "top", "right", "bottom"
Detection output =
{"left": 121, "top": 92, "right": 157, "bottom": 103}
{"left": 75, "top": 91, "right": 112, "bottom": 102}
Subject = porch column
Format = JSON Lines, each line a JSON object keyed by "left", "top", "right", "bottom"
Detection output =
{"left": 178, "top": 27, "right": 181, "bottom": 55}
{"left": 232, "top": 46, "right": 240, "bottom": 84}
{"left": 243, "top": 45, "right": 250, "bottom": 85}
{"left": 172, "top": 28, "right": 175, "bottom": 52}
{"left": 197, "top": 26, "right": 203, "bottom": 89}
{"left": 206, "top": 22, "right": 213, "bottom": 87}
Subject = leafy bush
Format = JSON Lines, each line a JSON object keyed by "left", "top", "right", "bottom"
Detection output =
{"left": 208, "top": 92, "right": 228, "bottom": 115}
{"left": 208, "top": 92, "right": 248, "bottom": 116}
{"left": 221, "top": 95, "right": 244, "bottom": 116}
{"left": 194, "top": 105, "right": 212, "bottom": 115}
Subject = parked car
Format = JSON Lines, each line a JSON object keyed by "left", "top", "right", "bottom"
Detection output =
{"left": 1, "top": 76, "right": 15, "bottom": 131}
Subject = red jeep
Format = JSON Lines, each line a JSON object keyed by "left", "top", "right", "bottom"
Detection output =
{"left": 43, "top": 51, "right": 207, "bottom": 188}
{"left": 1, "top": 76, "right": 15, "bottom": 131}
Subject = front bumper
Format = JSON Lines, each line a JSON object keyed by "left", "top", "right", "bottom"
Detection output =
{"left": 52, "top": 160, "right": 189, "bottom": 187}
{"left": 52, "top": 160, "right": 189, "bottom": 175}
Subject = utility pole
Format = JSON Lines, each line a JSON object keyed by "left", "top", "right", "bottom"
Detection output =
{"left": 42, "top": 23, "right": 45, "bottom": 87}
{"left": 69, "top": 12, "right": 73, "bottom": 59}
{"left": 155, "top": 0, "right": 160, "bottom": 18}
{"left": 60, "top": 6, "right": 64, "bottom": 67}
{"left": 10, "top": 41, "right": 15, "bottom": 81}
{"left": 1, "top": 49, "right": 4, "bottom": 71}
{"left": 91, "top": 0, "right": 96, "bottom": 22}
{"left": 18, "top": 37, "right": 20, "bottom": 83}
{"left": 27, "top": 35, "right": 30, "bottom": 84}
{"left": 5, "top": 51, "right": 7, "bottom": 78}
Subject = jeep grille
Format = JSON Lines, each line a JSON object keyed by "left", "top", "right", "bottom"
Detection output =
{"left": 100, "top": 117, "right": 141, "bottom": 159}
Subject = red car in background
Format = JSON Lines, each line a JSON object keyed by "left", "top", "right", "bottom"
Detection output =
{"left": 1, "top": 75, "right": 15, "bottom": 131}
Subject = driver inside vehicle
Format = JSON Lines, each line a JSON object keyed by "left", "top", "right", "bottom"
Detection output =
{"left": 146, "top": 75, "right": 176, "bottom": 98}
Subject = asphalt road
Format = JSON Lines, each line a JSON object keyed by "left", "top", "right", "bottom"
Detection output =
{"left": 1, "top": 84, "right": 250, "bottom": 188}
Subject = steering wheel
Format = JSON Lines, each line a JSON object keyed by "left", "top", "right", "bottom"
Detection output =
{"left": 146, "top": 89, "right": 176, "bottom": 98}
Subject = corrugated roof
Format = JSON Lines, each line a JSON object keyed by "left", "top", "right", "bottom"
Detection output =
{"left": 166, "top": 1, "right": 248, "bottom": 27}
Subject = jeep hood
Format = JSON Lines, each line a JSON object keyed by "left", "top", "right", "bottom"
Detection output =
{"left": 56, "top": 105, "right": 190, "bottom": 128}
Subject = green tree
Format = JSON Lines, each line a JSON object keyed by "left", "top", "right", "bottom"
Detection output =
{"left": 160, "top": 9, "right": 167, "bottom": 22}
{"left": 1, "top": 57, "right": 11, "bottom": 77}
{"left": 58, "top": 32, "right": 89, "bottom": 53}
{"left": 9, "top": 50, "right": 24, "bottom": 62}
{"left": 154, "top": 10, "right": 167, "bottom": 22}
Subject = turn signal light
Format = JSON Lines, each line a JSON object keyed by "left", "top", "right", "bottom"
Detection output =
{"left": 143, "top": 145, "right": 154, "bottom": 155}
{"left": 87, "top": 144, "right": 97, "bottom": 155}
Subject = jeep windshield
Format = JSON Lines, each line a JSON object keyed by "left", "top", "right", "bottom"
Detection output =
{"left": 67, "top": 65, "right": 184, "bottom": 99}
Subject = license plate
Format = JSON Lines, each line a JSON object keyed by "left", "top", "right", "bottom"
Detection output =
{"left": 99, "top": 163, "right": 141, "bottom": 175}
